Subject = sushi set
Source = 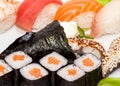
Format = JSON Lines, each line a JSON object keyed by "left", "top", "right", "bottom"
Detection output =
{"left": 0, "top": 0, "right": 120, "bottom": 86}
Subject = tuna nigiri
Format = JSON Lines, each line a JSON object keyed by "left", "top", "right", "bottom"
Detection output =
{"left": 54, "top": 0, "right": 102, "bottom": 29}
{"left": 16, "top": 0, "right": 62, "bottom": 32}
{"left": 91, "top": 0, "right": 120, "bottom": 38}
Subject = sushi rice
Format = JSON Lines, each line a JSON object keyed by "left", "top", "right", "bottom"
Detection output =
{"left": 20, "top": 63, "right": 48, "bottom": 80}
{"left": 40, "top": 52, "right": 68, "bottom": 71}
{"left": 57, "top": 64, "right": 85, "bottom": 81}
{"left": 0, "top": 60, "right": 12, "bottom": 76}
{"left": 74, "top": 54, "right": 101, "bottom": 72}
{"left": 5, "top": 51, "right": 32, "bottom": 69}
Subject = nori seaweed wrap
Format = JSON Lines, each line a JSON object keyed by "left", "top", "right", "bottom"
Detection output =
{"left": 1, "top": 21, "right": 76, "bottom": 64}
{"left": 85, "top": 66, "right": 102, "bottom": 86}
{"left": 74, "top": 54, "right": 103, "bottom": 86}
{"left": 0, "top": 60, "right": 14, "bottom": 86}
{"left": 39, "top": 52, "right": 68, "bottom": 86}
{"left": 56, "top": 64, "right": 86, "bottom": 86}
{"left": 20, "top": 63, "right": 49, "bottom": 86}
{"left": 0, "top": 71, "right": 14, "bottom": 86}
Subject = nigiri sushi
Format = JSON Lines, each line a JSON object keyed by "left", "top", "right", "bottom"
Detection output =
{"left": 0, "top": 0, "right": 20, "bottom": 34}
{"left": 91, "top": 0, "right": 120, "bottom": 38}
{"left": 16, "top": 0, "right": 62, "bottom": 32}
{"left": 54, "top": 0, "right": 102, "bottom": 29}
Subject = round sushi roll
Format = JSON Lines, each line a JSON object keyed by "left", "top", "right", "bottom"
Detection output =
{"left": 74, "top": 53, "right": 102, "bottom": 86}
{"left": 20, "top": 63, "right": 49, "bottom": 86}
{"left": 74, "top": 54, "right": 101, "bottom": 72}
{"left": 0, "top": 60, "right": 12, "bottom": 76}
{"left": 5, "top": 51, "right": 32, "bottom": 69}
{"left": 0, "top": 60, "right": 14, "bottom": 86}
{"left": 39, "top": 52, "right": 68, "bottom": 71}
{"left": 56, "top": 64, "right": 86, "bottom": 86}
{"left": 57, "top": 64, "right": 85, "bottom": 81}
{"left": 20, "top": 63, "right": 48, "bottom": 80}
{"left": 68, "top": 38, "right": 105, "bottom": 59}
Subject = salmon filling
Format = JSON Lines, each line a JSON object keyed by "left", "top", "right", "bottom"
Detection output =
{"left": 48, "top": 57, "right": 60, "bottom": 65}
{"left": 0, "top": 65, "right": 5, "bottom": 74}
{"left": 29, "top": 68, "right": 42, "bottom": 78}
{"left": 68, "top": 69, "right": 77, "bottom": 76}
{"left": 13, "top": 54, "right": 25, "bottom": 61}
{"left": 83, "top": 57, "right": 94, "bottom": 67}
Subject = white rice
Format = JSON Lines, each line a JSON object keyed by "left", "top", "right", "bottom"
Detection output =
{"left": 5, "top": 51, "right": 32, "bottom": 69}
{"left": 82, "top": 46, "right": 101, "bottom": 59}
{"left": 57, "top": 64, "right": 85, "bottom": 81}
{"left": 39, "top": 52, "right": 68, "bottom": 71}
{"left": 20, "top": 63, "right": 48, "bottom": 80}
{"left": 73, "top": 12, "right": 95, "bottom": 29}
{"left": 74, "top": 54, "right": 101, "bottom": 72}
{"left": 0, "top": 60, "right": 12, "bottom": 76}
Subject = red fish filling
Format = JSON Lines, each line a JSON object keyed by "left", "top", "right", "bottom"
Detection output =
{"left": 29, "top": 68, "right": 42, "bottom": 78}
{"left": 0, "top": 65, "right": 5, "bottom": 74}
{"left": 68, "top": 69, "right": 77, "bottom": 76}
{"left": 48, "top": 57, "right": 60, "bottom": 65}
{"left": 82, "top": 57, "right": 94, "bottom": 67}
{"left": 13, "top": 54, "right": 25, "bottom": 61}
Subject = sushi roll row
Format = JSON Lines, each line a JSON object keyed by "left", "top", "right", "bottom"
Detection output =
{"left": 40, "top": 52, "right": 102, "bottom": 86}
{"left": 0, "top": 50, "right": 102, "bottom": 86}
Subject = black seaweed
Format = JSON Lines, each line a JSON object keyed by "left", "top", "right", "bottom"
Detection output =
{"left": 48, "top": 71, "right": 56, "bottom": 86}
{"left": 85, "top": 66, "right": 103, "bottom": 86}
{"left": 13, "top": 70, "right": 23, "bottom": 86}
{"left": 20, "top": 75, "right": 50, "bottom": 86}
{"left": 1, "top": 21, "right": 76, "bottom": 63}
{"left": 55, "top": 74, "right": 86, "bottom": 86}
{"left": 0, "top": 71, "right": 14, "bottom": 86}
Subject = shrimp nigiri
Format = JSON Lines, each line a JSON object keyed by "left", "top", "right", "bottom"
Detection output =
{"left": 0, "top": 0, "right": 20, "bottom": 34}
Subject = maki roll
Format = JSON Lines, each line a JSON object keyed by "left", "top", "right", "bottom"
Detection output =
{"left": 20, "top": 63, "right": 49, "bottom": 86}
{"left": 0, "top": 60, "right": 14, "bottom": 86}
{"left": 56, "top": 64, "right": 86, "bottom": 86}
{"left": 5, "top": 51, "right": 32, "bottom": 69}
{"left": 4, "top": 51, "right": 32, "bottom": 86}
{"left": 1, "top": 21, "right": 76, "bottom": 63}
{"left": 40, "top": 52, "right": 68, "bottom": 71}
{"left": 74, "top": 54, "right": 102, "bottom": 86}
{"left": 40, "top": 52, "right": 68, "bottom": 86}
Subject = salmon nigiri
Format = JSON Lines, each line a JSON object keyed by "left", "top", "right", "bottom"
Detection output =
{"left": 54, "top": 0, "right": 102, "bottom": 29}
